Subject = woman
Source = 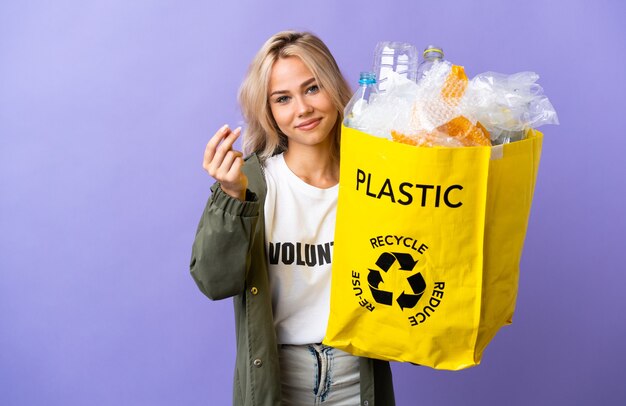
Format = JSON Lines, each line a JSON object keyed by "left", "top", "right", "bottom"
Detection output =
{"left": 190, "top": 31, "right": 395, "bottom": 406}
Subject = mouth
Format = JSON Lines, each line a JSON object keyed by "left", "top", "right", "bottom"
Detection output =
{"left": 295, "top": 118, "right": 322, "bottom": 131}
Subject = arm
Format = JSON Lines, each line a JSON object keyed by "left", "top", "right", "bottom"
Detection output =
{"left": 190, "top": 182, "right": 259, "bottom": 300}
{"left": 189, "top": 124, "right": 255, "bottom": 300}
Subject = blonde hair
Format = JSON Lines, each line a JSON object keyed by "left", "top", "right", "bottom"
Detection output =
{"left": 238, "top": 31, "right": 352, "bottom": 162}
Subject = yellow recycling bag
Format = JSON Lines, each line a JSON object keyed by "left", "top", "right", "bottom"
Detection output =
{"left": 323, "top": 125, "right": 542, "bottom": 370}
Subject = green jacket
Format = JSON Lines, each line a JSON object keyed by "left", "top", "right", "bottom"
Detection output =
{"left": 190, "top": 154, "right": 395, "bottom": 406}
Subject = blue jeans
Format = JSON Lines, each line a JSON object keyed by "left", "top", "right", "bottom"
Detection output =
{"left": 278, "top": 344, "right": 361, "bottom": 405}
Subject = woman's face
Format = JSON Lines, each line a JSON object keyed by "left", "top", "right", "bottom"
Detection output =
{"left": 268, "top": 56, "right": 338, "bottom": 151}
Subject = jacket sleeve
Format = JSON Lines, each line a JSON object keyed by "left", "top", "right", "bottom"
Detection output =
{"left": 190, "top": 182, "right": 260, "bottom": 300}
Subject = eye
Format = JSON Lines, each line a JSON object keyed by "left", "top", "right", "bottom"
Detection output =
{"left": 274, "top": 95, "right": 290, "bottom": 104}
{"left": 306, "top": 84, "right": 320, "bottom": 95}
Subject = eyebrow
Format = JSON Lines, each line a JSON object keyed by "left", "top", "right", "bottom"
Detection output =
{"left": 269, "top": 77, "right": 317, "bottom": 97}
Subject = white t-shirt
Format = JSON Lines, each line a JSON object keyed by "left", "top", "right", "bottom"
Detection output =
{"left": 263, "top": 153, "right": 338, "bottom": 345}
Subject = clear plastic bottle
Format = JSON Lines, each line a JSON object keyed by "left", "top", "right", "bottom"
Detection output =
{"left": 343, "top": 72, "right": 377, "bottom": 130}
{"left": 416, "top": 45, "right": 445, "bottom": 83}
{"left": 372, "top": 41, "right": 418, "bottom": 92}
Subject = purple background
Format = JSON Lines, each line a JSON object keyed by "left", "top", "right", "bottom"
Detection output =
{"left": 1, "top": 0, "right": 624, "bottom": 405}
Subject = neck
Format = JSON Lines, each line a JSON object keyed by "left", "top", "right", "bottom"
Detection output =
{"left": 283, "top": 142, "right": 339, "bottom": 189}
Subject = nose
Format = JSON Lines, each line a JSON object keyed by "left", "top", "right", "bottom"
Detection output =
{"left": 295, "top": 96, "right": 313, "bottom": 117}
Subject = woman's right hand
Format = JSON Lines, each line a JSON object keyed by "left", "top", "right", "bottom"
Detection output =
{"left": 203, "top": 125, "right": 248, "bottom": 201}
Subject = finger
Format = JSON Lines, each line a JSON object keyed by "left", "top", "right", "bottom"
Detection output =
{"left": 216, "top": 150, "right": 243, "bottom": 181}
{"left": 204, "top": 124, "right": 231, "bottom": 166}
{"left": 219, "top": 126, "right": 243, "bottom": 152}
{"left": 204, "top": 124, "right": 231, "bottom": 167}
{"left": 213, "top": 126, "right": 242, "bottom": 163}
{"left": 227, "top": 155, "right": 245, "bottom": 180}
{"left": 210, "top": 127, "right": 242, "bottom": 171}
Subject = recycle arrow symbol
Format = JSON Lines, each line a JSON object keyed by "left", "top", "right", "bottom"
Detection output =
{"left": 375, "top": 252, "right": 418, "bottom": 272}
{"left": 367, "top": 251, "right": 424, "bottom": 309}
{"left": 367, "top": 268, "right": 384, "bottom": 288}
{"left": 367, "top": 269, "right": 393, "bottom": 305}
{"left": 396, "top": 272, "right": 427, "bottom": 310}
{"left": 392, "top": 252, "right": 419, "bottom": 270}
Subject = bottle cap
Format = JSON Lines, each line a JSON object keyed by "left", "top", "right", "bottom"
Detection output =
{"left": 358, "top": 71, "right": 377, "bottom": 85}
{"left": 423, "top": 46, "right": 444, "bottom": 58}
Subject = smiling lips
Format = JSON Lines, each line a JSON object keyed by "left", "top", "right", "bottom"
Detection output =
{"left": 295, "top": 118, "right": 322, "bottom": 131}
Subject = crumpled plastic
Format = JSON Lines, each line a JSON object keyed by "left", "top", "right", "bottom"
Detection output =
{"left": 351, "top": 63, "right": 558, "bottom": 146}
{"left": 461, "top": 71, "right": 559, "bottom": 144}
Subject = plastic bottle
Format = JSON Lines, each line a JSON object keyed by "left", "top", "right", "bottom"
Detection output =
{"left": 372, "top": 42, "right": 418, "bottom": 92}
{"left": 416, "top": 45, "right": 445, "bottom": 82}
{"left": 343, "top": 72, "right": 377, "bottom": 130}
